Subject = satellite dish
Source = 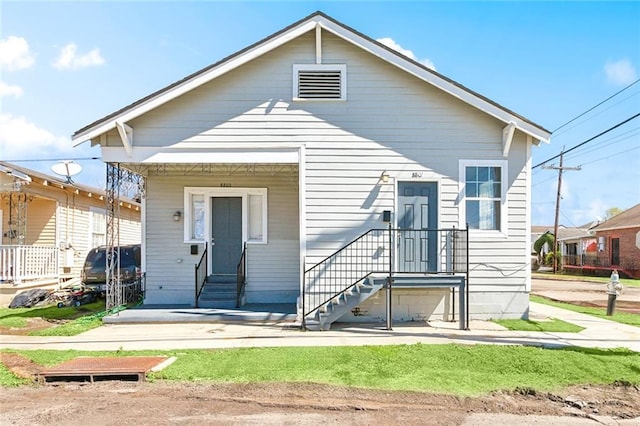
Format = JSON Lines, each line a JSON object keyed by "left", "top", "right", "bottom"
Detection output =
{"left": 51, "top": 161, "right": 82, "bottom": 184}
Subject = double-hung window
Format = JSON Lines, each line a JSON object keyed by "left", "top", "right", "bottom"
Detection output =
{"left": 89, "top": 207, "right": 107, "bottom": 248}
{"left": 460, "top": 160, "right": 507, "bottom": 232}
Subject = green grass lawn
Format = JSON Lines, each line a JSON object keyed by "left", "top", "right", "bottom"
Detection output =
{"left": 2, "top": 344, "right": 638, "bottom": 395}
{"left": 493, "top": 318, "right": 584, "bottom": 333}
{"left": 0, "top": 301, "right": 107, "bottom": 336}
{"left": 530, "top": 295, "right": 640, "bottom": 327}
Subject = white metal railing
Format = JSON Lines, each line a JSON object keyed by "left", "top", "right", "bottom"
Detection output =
{"left": 0, "top": 245, "right": 59, "bottom": 285}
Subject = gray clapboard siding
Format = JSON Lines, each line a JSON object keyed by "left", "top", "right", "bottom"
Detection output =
{"left": 144, "top": 175, "right": 299, "bottom": 306}
{"left": 122, "top": 29, "right": 532, "bottom": 316}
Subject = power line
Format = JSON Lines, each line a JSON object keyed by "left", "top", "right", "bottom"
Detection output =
{"left": 1, "top": 157, "right": 101, "bottom": 163}
{"left": 579, "top": 145, "right": 640, "bottom": 168}
{"left": 553, "top": 91, "right": 640, "bottom": 139}
{"left": 552, "top": 78, "right": 640, "bottom": 133}
{"left": 565, "top": 129, "right": 639, "bottom": 162}
{"left": 533, "top": 113, "right": 640, "bottom": 169}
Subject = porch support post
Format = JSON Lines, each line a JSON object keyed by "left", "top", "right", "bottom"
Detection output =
{"left": 298, "top": 145, "right": 307, "bottom": 329}
{"left": 386, "top": 222, "right": 393, "bottom": 330}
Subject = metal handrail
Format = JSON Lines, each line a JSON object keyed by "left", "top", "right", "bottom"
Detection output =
{"left": 194, "top": 243, "right": 207, "bottom": 307}
{"left": 302, "top": 227, "right": 469, "bottom": 327}
{"left": 303, "top": 228, "right": 390, "bottom": 323}
{"left": 236, "top": 243, "right": 247, "bottom": 308}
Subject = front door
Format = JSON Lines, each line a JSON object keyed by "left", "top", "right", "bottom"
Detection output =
{"left": 398, "top": 182, "right": 438, "bottom": 272}
{"left": 211, "top": 197, "right": 243, "bottom": 277}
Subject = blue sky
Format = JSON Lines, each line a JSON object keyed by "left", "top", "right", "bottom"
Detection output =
{"left": 1, "top": 1, "right": 639, "bottom": 226}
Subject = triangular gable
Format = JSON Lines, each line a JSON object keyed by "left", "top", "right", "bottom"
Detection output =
{"left": 72, "top": 11, "right": 551, "bottom": 146}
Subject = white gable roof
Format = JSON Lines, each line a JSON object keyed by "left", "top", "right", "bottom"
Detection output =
{"left": 72, "top": 11, "right": 551, "bottom": 145}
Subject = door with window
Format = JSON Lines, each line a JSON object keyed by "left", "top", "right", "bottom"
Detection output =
{"left": 398, "top": 182, "right": 438, "bottom": 272}
{"left": 211, "top": 197, "right": 243, "bottom": 278}
{"left": 611, "top": 238, "right": 620, "bottom": 266}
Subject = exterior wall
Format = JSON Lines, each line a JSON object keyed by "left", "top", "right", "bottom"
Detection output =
{"left": 26, "top": 198, "right": 56, "bottom": 245}
{"left": 1, "top": 182, "right": 141, "bottom": 278}
{"left": 594, "top": 227, "right": 640, "bottom": 271}
{"left": 340, "top": 288, "right": 454, "bottom": 323}
{"left": 111, "top": 31, "right": 532, "bottom": 318}
{"left": 143, "top": 174, "right": 299, "bottom": 306}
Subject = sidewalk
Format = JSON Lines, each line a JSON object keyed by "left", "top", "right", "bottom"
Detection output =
{"left": 1, "top": 302, "right": 638, "bottom": 352}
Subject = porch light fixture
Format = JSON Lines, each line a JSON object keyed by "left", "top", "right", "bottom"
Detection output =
{"left": 173, "top": 210, "right": 182, "bottom": 222}
{"left": 381, "top": 171, "right": 390, "bottom": 183}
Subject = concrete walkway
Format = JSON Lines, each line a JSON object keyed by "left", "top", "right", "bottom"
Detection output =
{"left": 1, "top": 302, "right": 638, "bottom": 352}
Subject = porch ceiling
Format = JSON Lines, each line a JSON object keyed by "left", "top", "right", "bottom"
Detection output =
{"left": 121, "top": 163, "right": 299, "bottom": 178}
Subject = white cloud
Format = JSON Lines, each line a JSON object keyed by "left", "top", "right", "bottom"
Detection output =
{"left": 376, "top": 37, "right": 436, "bottom": 70}
{"left": 604, "top": 58, "right": 637, "bottom": 86}
{"left": 0, "top": 81, "right": 23, "bottom": 98}
{"left": 53, "top": 43, "right": 105, "bottom": 70}
{"left": 0, "top": 36, "right": 35, "bottom": 71}
{"left": 0, "top": 114, "right": 73, "bottom": 159}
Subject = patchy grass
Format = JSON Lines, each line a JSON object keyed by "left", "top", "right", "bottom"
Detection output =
{"left": 0, "top": 301, "right": 107, "bottom": 336}
{"left": 3, "top": 345, "right": 639, "bottom": 395}
{"left": 533, "top": 272, "right": 640, "bottom": 288}
{"left": 530, "top": 295, "right": 640, "bottom": 327}
{"left": 493, "top": 318, "right": 584, "bottom": 333}
{"left": 0, "top": 362, "right": 27, "bottom": 387}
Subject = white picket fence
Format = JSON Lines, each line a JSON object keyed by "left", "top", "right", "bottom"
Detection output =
{"left": 0, "top": 245, "right": 59, "bottom": 285}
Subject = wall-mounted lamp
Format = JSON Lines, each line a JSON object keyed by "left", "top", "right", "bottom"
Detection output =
{"left": 381, "top": 171, "right": 390, "bottom": 183}
{"left": 173, "top": 210, "right": 182, "bottom": 222}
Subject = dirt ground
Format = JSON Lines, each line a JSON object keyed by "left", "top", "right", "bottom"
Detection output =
{"left": 531, "top": 278, "right": 640, "bottom": 315}
{"left": 1, "top": 352, "right": 639, "bottom": 425}
{"left": 1, "top": 279, "right": 639, "bottom": 424}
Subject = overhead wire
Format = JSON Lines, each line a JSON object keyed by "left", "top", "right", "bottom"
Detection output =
{"left": 2, "top": 157, "right": 101, "bottom": 163}
{"left": 533, "top": 112, "right": 640, "bottom": 169}
{"left": 551, "top": 78, "right": 640, "bottom": 134}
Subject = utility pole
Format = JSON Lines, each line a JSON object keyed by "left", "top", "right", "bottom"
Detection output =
{"left": 542, "top": 150, "right": 581, "bottom": 273}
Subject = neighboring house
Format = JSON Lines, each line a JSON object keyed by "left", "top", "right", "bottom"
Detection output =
{"left": 0, "top": 162, "right": 142, "bottom": 288}
{"left": 586, "top": 203, "right": 640, "bottom": 278}
{"left": 558, "top": 225, "right": 596, "bottom": 267}
{"left": 72, "top": 12, "right": 551, "bottom": 326}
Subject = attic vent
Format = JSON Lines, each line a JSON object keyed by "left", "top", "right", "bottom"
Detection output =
{"left": 293, "top": 64, "right": 347, "bottom": 101}
{"left": 299, "top": 71, "right": 341, "bottom": 98}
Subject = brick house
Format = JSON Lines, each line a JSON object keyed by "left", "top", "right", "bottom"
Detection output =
{"left": 588, "top": 203, "right": 640, "bottom": 278}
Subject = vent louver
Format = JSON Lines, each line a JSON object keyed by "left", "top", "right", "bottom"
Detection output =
{"left": 298, "top": 70, "right": 342, "bottom": 99}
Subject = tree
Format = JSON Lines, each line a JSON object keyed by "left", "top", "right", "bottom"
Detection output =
{"left": 605, "top": 207, "right": 622, "bottom": 219}
{"left": 534, "top": 232, "right": 555, "bottom": 262}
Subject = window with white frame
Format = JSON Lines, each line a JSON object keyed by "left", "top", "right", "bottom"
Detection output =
{"left": 89, "top": 207, "right": 106, "bottom": 248}
{"left": 293, "top": 64, "right": 347, "bottom": 101}
{"left": 184, "top": 188, "right": 268, "bottom": 244}
{"left": 460, "top": 160, "right": 507, "bottom": 232}
{"left": 191, "top": 193, "right": 205, "bottom": 241}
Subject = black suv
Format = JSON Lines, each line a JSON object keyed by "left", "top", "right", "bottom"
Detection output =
{"left": 81, "top": 244, "right": 141, "bottom": 293}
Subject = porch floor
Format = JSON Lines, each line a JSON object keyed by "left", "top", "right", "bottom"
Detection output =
{"left": 103, "top": 303, "right": 297, "bottom": 324}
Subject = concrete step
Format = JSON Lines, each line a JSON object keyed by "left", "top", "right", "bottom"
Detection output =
{"left": 314, "top": 278, "right": 385, "bottom": 331}
{"left": 207, "top": 274, "right": 237, "bottom": 284}
{"left": 197, "top": 299, "right": 237, "bottom": 309}
{"left": 201, "top": 284, "right": 236, "bottom": 293}
{"left": 198, "top": 280, "right": 238, "bottom": 308}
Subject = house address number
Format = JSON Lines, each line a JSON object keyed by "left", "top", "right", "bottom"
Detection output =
{"left": 411, "top": 172, "right": 423, "bottom": 178}
{"left": 220, "top": 183, "right": 232, "bottom": 187}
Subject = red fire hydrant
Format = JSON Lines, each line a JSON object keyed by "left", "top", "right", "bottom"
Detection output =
{"left": 606, "top": 270, "right": 622, "bottom": 316}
